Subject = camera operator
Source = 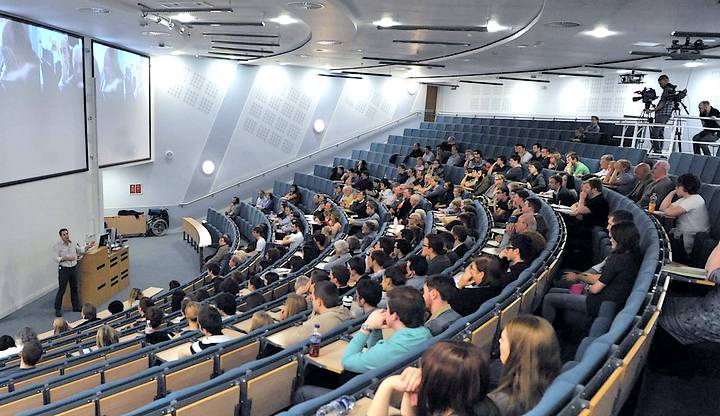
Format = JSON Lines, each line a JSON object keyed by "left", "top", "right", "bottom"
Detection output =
{"left": 649, "top": 75, "right": 675, "bottom": 153}
{"left": 693, "top": 101, "right": 720, "bottom": 156}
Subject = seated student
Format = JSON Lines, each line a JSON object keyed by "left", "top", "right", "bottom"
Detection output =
{"left": 565, "top": 152, "right": 590, "bottom": 177}
{"left": 367, "top": 250, "right": 391, "bottom": 280}
{"left": 320, "top": 240, "right": 352, "bottom": 271}
{"left": 638, "top": 160, "right": 674, "bottom": 208}
{"left": 108, "top": 300, "right": 125, "bottom": 315}
{"left": 627, "top": 163, "right": 653, "bottom": 203}
{"left": 525, "top": 161, "right": 547, "bottom": 193}
{"left": 330, "top": 265, "right": 353, "bottom": 296}
{"left": 505, "top": 156, "right": 525, "bottom": 182}
{"left": 368, "top": 341, "right": 498, "bottom": 416}
{"left": 450, "top": 225, "right": 471, "bottom": 259}
{"left": 170, "top": 290, "right": 186, "bottom": 313}
{"left": 393, "top": 239, "right": 413, "bottom": 260}
{"left": 498, "top": 213, "right": 536, "bottom": 249}
{"left": 219, "top": 277, "right": 240, "bottom": 296}
{"left": 437, "top": 231, "right": 459, "bottom": 264}
{"left": 659, "top": 173, "right": 710, "bottom": 265}
{"left": 205, "top": 234, "right": 230, "bottom": 269}
{"left": 280, "top": 293, "right": 308, "bottom": 321}
{"left": 247, "top": 275, "right": 265, "bottom": 293}
{"left": 0, "top": 336, "right": 15, "bottom": 358}
{"left": 453, "top": 256, "right": 503, "bottom": 317}
{"left": 330, "top": 165, "right": 345, "bottom": 181}
{"left": 144, "top": 306, "right": 171, "bottom": 345}
{"left": 169, "top": 280, "right": 181, "bottom": 290}
{"left": 303, "top": 232, "right": 327, "bottom": 264}
{"left": 286, "top": 255, "right": 305, "bottom": 273}
{"left": 96, "top": 325, "right": 119, "bottom": 349}
{"left": 273, "top": 281, "right": 353, "bottom": 347}
{"left": 127, "top": 287, "right": 143, "bottom": 308}
{"left": 3, "top": 341, "right": 43, "bottom": 377}
{"left": 492, "top": 186, "right": 512, "bottom": 223}
{"left": 53, "top": 317, "right": 70, "bottom": 335}
{"left": 542, "top": 222, "right": 641, "bottom": 323}
{"left": 498, "top": 233, "right": 535, "bottom": 287}
{"left": 546, "top": 174, "right": 577, "bottom": 206}
{"left": 404, "top": 255, "right": 429, "bottom": 291}
{"left": 180, "top": 306, "right": 232, "bottom": 356}
{"left": 359, "top": 220, "right": 379, "bottom": 252}
{"left": 659, "top": 241, "right": 720, "bottom": 346}
{"left": 277, "top": 220, "right": 305, "bottom": 252}
{"left": 215, "top": 293, "right": 238, "bottom": 320}
{"left": 0, "top": 327, "right": 37, "bottom": 359}
{"left": 570, "top": 178, "right": 609, "bottom": 229}
{"left": 242, "top": 292, "right": 266, "bottom": 312}
{"left": 249, "top": 311, "right": 274, "bottom": 332}
{"left": 603, "top": 159, "right": 636, "bottom": 195}
{"left": 284, "top": 184, "right": 302, "bottom": 205}
{"left": 79, "top": 303, "right": 100, "bottom": 325}
{"left": 341, "top": 286, "right": 432, "bottom": 373}
{"left": 194, "top": 289, "right": 210, "bottom": 303}
{"left": 347, "top": 256, "right": 368, "bottom": 287}
{"left": 177, "top": 301, "right": 201, "bottom": 336}
{"left": 353, "top": 279, "right": 383, "bottom": 318}
{"left": 489, "top": 315, "right": 561, "bottom": 415}
{"left": 422, "top": 235, "right": 453, "bottom": 275}
{"left": 423, "top": 275, "right": 461, "bottom": 336}
{"left": 234, "top": 227, "right": 267, "bottom": 262}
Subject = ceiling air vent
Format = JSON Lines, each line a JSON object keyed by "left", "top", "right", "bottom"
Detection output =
{"left": 544, "top": 21, "right": 581, "bottom": 28}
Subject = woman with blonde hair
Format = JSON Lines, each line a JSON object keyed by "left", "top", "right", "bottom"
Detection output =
{"left": 249, "top": 311, "right": 274, "bottom": 332}
{"left": 322, "top": 213, "right": 342, "bottom": 240}
{"left": 127, "top": 288, "right": 143, "bottom": 307}
{"left": 96, "top": 325, "right": 119, "bottom": 348}
{"left": 280, "top": 293, "right": 308, "bottom": 320}
{"left": 53, "top": 318, "right": 70, "bottom": 336}
{"left": 490, "top": 315, "right": 561, "bottom": 415}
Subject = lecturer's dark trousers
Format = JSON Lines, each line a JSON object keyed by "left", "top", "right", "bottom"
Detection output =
{"left": 55, "top": 265, "right": 80, "bottom": 311}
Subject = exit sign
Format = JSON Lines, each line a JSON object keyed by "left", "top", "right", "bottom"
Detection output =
{"left": 129, "top": 184, "right": 143, "bottom": 195}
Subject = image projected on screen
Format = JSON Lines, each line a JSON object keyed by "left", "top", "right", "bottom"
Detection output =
{"left": 0, "top": 16, "right": 87, "bottom": 187}
{"left": 94, "top": 42, "right": 150, "bottom": 167}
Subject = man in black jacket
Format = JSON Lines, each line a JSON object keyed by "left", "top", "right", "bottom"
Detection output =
{"left": 693, "top": 100, "right": 720, "bottom": 155}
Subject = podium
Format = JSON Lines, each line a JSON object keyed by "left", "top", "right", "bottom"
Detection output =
{"left": 62, "top": 246, "right": 130, "bottom": 310}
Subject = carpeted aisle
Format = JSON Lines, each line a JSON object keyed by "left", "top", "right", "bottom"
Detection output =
{"left": 0, "top": 231, "right": 199, "bottom": 337}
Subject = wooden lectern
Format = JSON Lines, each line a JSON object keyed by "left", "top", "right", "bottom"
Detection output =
{"left": 62, "top": 246, "right": 130, "bottom": 310}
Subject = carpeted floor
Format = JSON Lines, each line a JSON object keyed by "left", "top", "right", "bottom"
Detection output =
{"left": 0, "top": 231, "right": 199, "bottom": 337}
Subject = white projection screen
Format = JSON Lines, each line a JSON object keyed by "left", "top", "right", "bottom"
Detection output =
{"left": 93, "top": 41, "right": 151, "bottom": 167}
{"left": 0, "top": 14, "right": 87, "bottom": 187}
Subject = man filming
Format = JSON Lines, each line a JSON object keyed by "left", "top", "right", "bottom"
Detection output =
{"left": 693, "top": 101, "right": 720, "bottom": 156}
{"left": 649, "top": 74, "right": 675, "bottom": 153}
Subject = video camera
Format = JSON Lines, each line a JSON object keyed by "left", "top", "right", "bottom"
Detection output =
{"left": 632, "top": 87, "right": 658, "bottom": 110}
{"left": 665, "top": 83, "right": 688, "bottom": 105}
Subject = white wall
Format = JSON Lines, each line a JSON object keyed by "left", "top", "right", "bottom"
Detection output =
{"left": 438, "top": 65, "right": 720, "bottom": 131}
{"left": 0, "top": 172, "right": 96, "bottom": 318}
{"left": 102, "top": 57, "right": 424, "bottom": 217}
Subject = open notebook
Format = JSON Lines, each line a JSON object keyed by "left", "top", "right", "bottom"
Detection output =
{"left": 664, "top": 262, "right": 707, "bottom": 279}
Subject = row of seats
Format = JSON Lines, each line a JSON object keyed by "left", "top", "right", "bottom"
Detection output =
{"left": 668, "top": 152, "right": 720, "bottom": 185}
{"left": 396, "top": 129, "right": 647, "bottom": 164}
{"left": 204, "top": 207, "right": 240, "bottom": 250}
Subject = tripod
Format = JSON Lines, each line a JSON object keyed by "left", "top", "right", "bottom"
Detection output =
{"left": 624, "top": 106, "right": 654, "bottom": 149}
{"left": 670, "top": 100, "right": 690, "bottom": 153}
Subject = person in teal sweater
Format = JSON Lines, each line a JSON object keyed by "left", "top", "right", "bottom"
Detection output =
{"left": 342, "top": 286, "right": 432, "bottom": 373}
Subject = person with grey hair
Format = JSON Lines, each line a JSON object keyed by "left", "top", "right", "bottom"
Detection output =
{"left": 628, "top": 163, "right": 653, "bottom": 203}
{"left": 595, "top": 154, "right": 615, "bottom": 177}
{"left": 346, "top": 235, "right": 361, "bottom": 255}
{"left": 321, "top": 240, "right": 352, "bottom": 271}
{"left": 294, "top": 275, "right": 311, "bottom": 295}
{"left": 638, "top": 160, "right": 674, "bottom": 209}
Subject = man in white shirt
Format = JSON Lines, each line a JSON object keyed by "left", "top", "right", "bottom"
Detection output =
{"left": 234, "top": 226, "right": 267, "bottom": 261}
{"left": 53, "top": 228, "right": 94, "bottom": 317}
{"left": 278, "top": 219, "right": 305, "bottom": 252}
{"left": 595, "top": 154, "right": 614, "bottom": 177}
{"left": 515, "top": 144, "right": 533, "bottom": 165}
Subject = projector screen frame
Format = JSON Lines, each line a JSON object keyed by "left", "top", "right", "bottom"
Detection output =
{"left": 91, "top": 39, "right": 152, "bottom": 169}
{"left": 0, "top": 11, "right": 89, "bottom": 189}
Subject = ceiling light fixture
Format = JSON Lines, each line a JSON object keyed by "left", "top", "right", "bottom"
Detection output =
{"left": 313, "top": 119, "right": 326, "bottom": 133}
{"left": 373, "top": 17, "right": 400, "bottom": 28}
{"left": 315, "top": 48, "right": 329, "bottom": 53}
{"left": 392, "top": 40, "right": 471, "bottom": 46}
{"left": 190, "top": 21, "right": 264, "bottom": 27}
{"left": 211, "top": 46, "right": 274, "bottom": 54}
{"left": 541, "top": 71, "right": 604, "bottom": 78}
{"left": 297, "top": 54, "right": 310, "bottom": 58}
{"left": 341, "top": 71, "right": 392, "bottom": 77}
{"left": 498, "top": 76, "right": 550, "bottom": 83}
{"left": 584, "top": 64, "right": 662, "bottom": 73}
{"left": 582, "top": 26, "right": 618, "bottom": 38}
{"left": 141, "top": 31, "right": 171, "bottom": 36}
{"left": 544, "top": 21, "right": 581, "bottom": 28}
{"left": 170, "top": 50, "right": 185, "bottom": 56}
{"left": 171, "top": 13, "right": 196, "bottom": 23}
{"left": 316, "top": 40, "right": 343, "bottom": 46}
{"left": 318, "top": 73, "right": 362, "bottom": 79}
{"left": 77, "top": 7, "right": 110, "bottom": 14}
{"left": 460, "top": 80, "right": 503, "bottom": 86}
{"left": 211, "top": 40, "right": 280, "bottom": 47}
{"left": 288, "top": 2, "right": 325, "bottom": 10}
{"left": 268, "top": 15, "right": 298, "bottom": 25}
{"left": 684, "top": 62, "right": 704, "bottom": 68}
{"left": 138, "top": 3, "right": 233, "bottom": 13}
{"left": 201, "top": 160, "right": 216, "bottom": 175}
{"left": 486, "top": 19, "right": 509, "bottom": 33}
{"left": 632, "top": 41, "right": 663, "bottom": 47}
{"left": 202, "top": 32, "right": 279, "bottom": 38}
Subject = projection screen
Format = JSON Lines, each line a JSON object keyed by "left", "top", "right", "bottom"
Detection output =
{"left": 0, "top": 14, "right": 87, "bottom": 187}
{"left": 93, "top": 41, "right": 151, "bottom": 168}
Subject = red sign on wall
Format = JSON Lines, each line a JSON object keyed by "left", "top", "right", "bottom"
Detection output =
{"left": 129, "top": 184, "right": 143, "bottom": 195}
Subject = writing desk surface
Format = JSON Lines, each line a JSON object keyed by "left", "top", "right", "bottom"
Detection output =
{"left": 304, "top": 339, "right": 349, "bottom": 374}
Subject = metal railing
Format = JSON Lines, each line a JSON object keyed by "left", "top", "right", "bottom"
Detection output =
{"left": 435, "top": 111, "right": 628, "bottom": 123}
{"left": 179, "top": 111, "right": 422, "bottom": 207}
{"left": 614, "top": 114, "right": 720, "bottom": 156}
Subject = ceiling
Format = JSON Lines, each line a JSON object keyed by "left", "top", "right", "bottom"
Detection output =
{"left": 2, "top": 0, "right": 720, "bottom": 80}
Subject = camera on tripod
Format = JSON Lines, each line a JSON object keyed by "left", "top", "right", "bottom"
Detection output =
{"left": 632, "top": 87, "right": 658, "bottom": 110}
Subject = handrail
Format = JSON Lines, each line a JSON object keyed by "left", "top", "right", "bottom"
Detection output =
{"left": 179, "top": 112, "right": 423, "bottom": 207}
{"left": 435, "top": 111, "right": 628, "bottom": 123}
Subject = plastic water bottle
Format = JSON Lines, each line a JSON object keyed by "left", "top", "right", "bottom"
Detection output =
{"left": 648, "top": 193, "right": 657, "bottom": 213}
{"left": 315, "top": 395, "right": 356, "bottom": 416}
{"left": 308, "top": 324, "right": 321, "bottom": 357}
{"left": 393, "top": 216, "right": 399, "bottom": 227}
{"left": 144, "top": 319, "right": 152, "bottom": 335}
{"left": 342, "top": 295, "right": 353, "bottom": 310}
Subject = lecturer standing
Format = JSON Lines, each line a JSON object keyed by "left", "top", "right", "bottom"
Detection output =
{"left": 54, "top": 228, "right": 94, "bottom": 317}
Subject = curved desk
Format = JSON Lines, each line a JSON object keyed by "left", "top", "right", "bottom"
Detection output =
{"left": 182, "top": 217, "right": 212, "bottom": 270}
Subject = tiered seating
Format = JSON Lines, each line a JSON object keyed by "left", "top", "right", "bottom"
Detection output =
{"left": 669, "top": 152, "right": 720, "bottom": 185}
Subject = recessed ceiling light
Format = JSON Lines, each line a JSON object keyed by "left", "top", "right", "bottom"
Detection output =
{"left": 287, "top": 2, "right": 325, "bottom": 10}
{"left": 170, "top": 50, "right": 184, "bottom": 56}
{"left": 316, "top": 40, "right": 342, "bottom": 46}
{"left": 268, "top": 15, "right": 298, "bottom": 25}
{"left": 582, "top": 26, "right": 618, "bottom": 38}
{"left": 544, "top": 21, "right": 581, "bottom": 28}
{"left": 516, "top": 44, "right": 530, "bottom": 48}
{"left": 373, "top": 17, "right": 400, "bottom": 28}
{"left": 486, "top": 20, "right": 509, "bottom": 32}
{"left": 633, "top": 41, "right": 663, "bottom": 47}
{"left": 141, "top": 31, "right": 171, "bottom": 36}
{"left": 684, "top": 62, "right": 703, "bottom": 68}
{"left": 616, "top": 69, "right": 631, "bottom": 74}
{"left": 77, "top": 7, "right": 110, "bottom": 14}
{"left": 297, "top": 54, "right": 310, "bottom": 58}
{"left": 171, "top": 13, "right": 196, "bottom": 23}
{"left": 462, "top": 58, "right": 471, "bottom": 62}
{"left": 354, "top": 48, "right": 363, "bottom": 53}
{"left": 703, "top": 39, "right": 717, "bottom": 43}
{"left": 315, "top": 48, "right": 328, "bottom": 52}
